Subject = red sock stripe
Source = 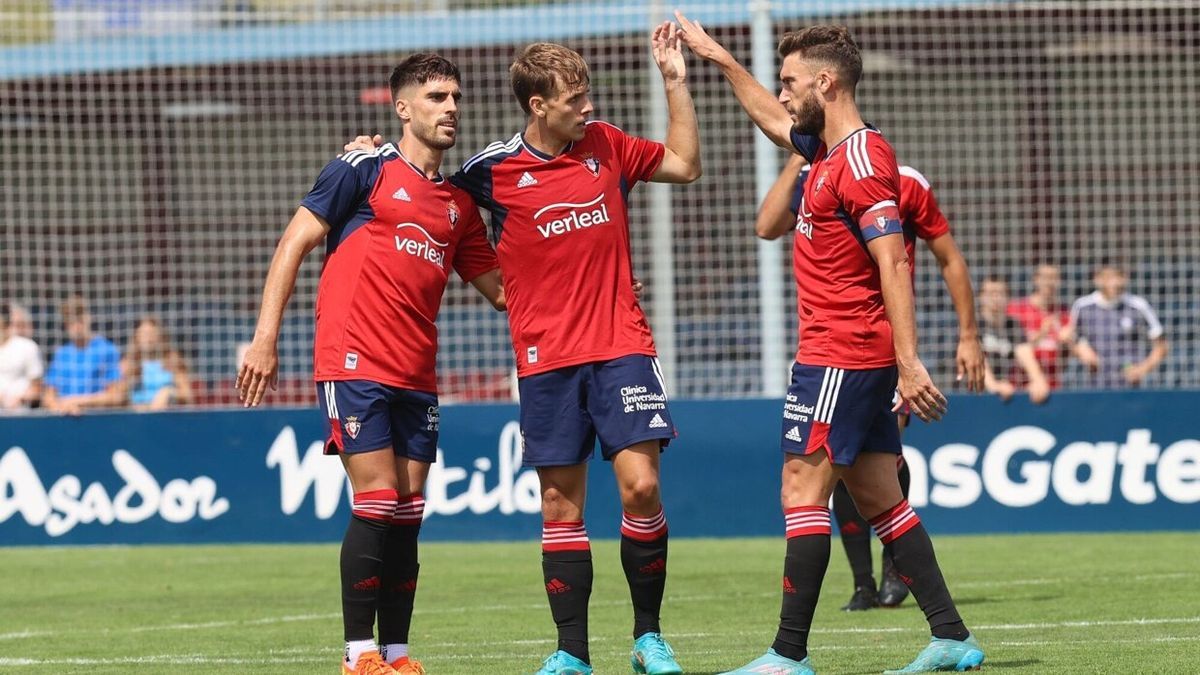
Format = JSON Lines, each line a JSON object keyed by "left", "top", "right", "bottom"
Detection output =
{"left": 391, "top": 495, "right": 426, "bottom": 526}
{"left": 352, "top": 489, "right": 400, "bottom": 522}
{"left": 542, "top": 520, "right": 590, "bottom": 552}
{"left": 620, "top": 509, "right": 668, "bottom": 542}
{"left": 784, "top": 505, "right": 831, "bottom": 538}
{"left": 869, "top": 500, "right": 920, "bottom": 544}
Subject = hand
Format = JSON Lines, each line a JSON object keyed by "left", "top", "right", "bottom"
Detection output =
{"left": 343, "top": 134, "right": 383, "bottom": 155}
{"left": 52, "top": 398, "right": 83, "bottom": 416}
{"left": 956, "top": 336, "right": 986, "bottom": 393}
{"left": 1123, "top": 363, "right": 1148, "bottom": 385}
{"left": 632, "top": 276, "right": 644, "bottom": 300}
{"left": 235, "top": 338, "right": 279, "bottom": 408}
{"left": 652, "top": 21, "right": 686, "bottom": 84}
{"left": 894, "top": 359, "right": 947, "bottom": 422}
{"left": 994, "top": 380, "right": 1016, "bottom": 402}
{"left": 674, "top": 11, "right": 733, "bottom": 65}
{"left": 1078, "top": 349, "right": 1100, "bottom": 372}
{"left": 1028, "top": 378, "right": 1050, "bottom": 405}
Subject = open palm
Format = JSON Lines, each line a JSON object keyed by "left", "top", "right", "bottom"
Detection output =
{"left": 652, "top": 21, "right": 686, "bottom": 83}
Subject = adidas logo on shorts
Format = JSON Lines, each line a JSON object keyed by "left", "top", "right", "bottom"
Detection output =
{"left": 785, "top": 426, "right": 803, "bottom": 443}
{"left": 648, "top": 413, "right": 669, "bottom": 429}
{"left": 517, "top": 171, "right": 538, "bottom": 188}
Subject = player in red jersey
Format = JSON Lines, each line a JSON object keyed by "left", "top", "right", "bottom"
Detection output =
{"left": 757, "top": 154, "right": 986, "bottom": 611}
{"left": 677, "top": 14, "right": 984, "bottom": 673}
{"left": 345, "top": 28, "right": 699, "bottom": 675}
{"left": 462, "top": 33, "right": 698, "bottom": 675}
{"left": 236, "top": 54, "right": 503, "bottom": 675}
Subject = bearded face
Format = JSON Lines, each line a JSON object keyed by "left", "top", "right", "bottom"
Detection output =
{"left": 792, "top": 87, "right": 825, "bottom": 136}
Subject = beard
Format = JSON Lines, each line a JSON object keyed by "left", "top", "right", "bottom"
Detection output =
{"left": 791, "top": 93, "right": 825, "bottom": 137}
{"left": 415, "top": 119, "right": 456, "bottom": 150}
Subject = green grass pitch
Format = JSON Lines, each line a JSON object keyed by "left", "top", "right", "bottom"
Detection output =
{"left": 1, "top": 533, "right": 1197, "bottom": 673}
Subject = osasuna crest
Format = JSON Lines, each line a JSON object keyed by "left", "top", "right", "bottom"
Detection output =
{"left": 814, "top": 170, "right": 829, "bottom": 194}
{"left": 447, "top": 201, "right": 459, "bottom": 229}
{"left": 582, "top": 155, "right": 601, "bottom": 177}
{"left": 344, "top": 415, "right": 362, "bottom": 440}
{"left": 874, "top": 215, "right": 891, "bottom": 233}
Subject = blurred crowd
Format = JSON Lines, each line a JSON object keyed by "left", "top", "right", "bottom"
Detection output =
{"left": 1, "top": 295, "right": 192, "bottom": 415}
{"left": 0, "top": 263, "right": 1167, "bottom": 415}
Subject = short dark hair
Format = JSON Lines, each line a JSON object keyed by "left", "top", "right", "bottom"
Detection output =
{"left": 778, "top": 25, "right": 863, "bottom": 89}
{"left": 389, "top": 53, "right": 461, "bottom": 102}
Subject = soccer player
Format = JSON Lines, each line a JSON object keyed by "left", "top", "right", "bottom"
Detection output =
{"left": 756, "top": 153, "right": 986, "bottom": 611}
{"left": 676, "top": 13, "right": 984, "bottom": 673}
{"left": 236, "top": 54, "right": 503, "bottom": 675}
{"left": 349, "top": 26, "right": 700, "bottom": 675}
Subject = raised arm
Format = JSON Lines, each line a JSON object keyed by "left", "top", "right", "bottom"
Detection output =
{"left": 675, "top": 10, "right": 795, "bottom": 150}
{"left": 236, "top": 207, "right": 329, "bottom": 407}
{"left": 755, "top": 154, "right": 806, "bottom": 240}
{"left": 649, "top": 21, "right": 701, "bottom": 183}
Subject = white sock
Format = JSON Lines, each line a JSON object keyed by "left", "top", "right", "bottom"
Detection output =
{"left": 381, "top": 643, "right": 408, "bottom": 662}
{"left": 344, "top": 639, "right": 377, "bottom": 668}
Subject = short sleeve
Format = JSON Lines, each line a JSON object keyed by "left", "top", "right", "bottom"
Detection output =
{"left": 451, "top": 164, "right": 495, "bottom": 212}
{"left": 99, "top": 341, "right": 122, "bottom": 386}
{"left": 25, "top": 341, "right": 44, "bottom": 380}
{"left": 452, "top": 198, "right": 500, "bottom": 283}
{"left": 299, "top": 158, "right": 369, "bottom": 228}
{"left": 789, "top": 167, "right": 810, "bottom": 217}
{"left": 44, "top": 349, "right": 66, "bottom": 391}
{"left": 841, "top": 134, "right": 903, "bottom": 243}
{"left": 899, "top": 167, "right": 950, "bottom": 241}
{"left": 1129, "top": 296, "right": 1165, "bottom": 340}
{"left": 594, "top": 121, "right": 664, "bottom": 184}
{"left": 789, "top": 129, "right": 821, "bottom": 162}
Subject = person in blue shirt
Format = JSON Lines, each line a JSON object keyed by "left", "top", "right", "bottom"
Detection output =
{"left": 42, "top": 296, "right": 123, "bottom": 415}
{"left": 124, "top": 315, "right": 192, "bottom": 411}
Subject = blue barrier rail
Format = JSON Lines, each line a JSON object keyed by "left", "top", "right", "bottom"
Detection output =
{"left": 1, "top": 390, "right": 1197, "bottom": 546}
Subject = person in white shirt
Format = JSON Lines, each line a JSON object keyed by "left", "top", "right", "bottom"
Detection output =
{"left": 0, "top": 301, "right": 44, "bottom": 410}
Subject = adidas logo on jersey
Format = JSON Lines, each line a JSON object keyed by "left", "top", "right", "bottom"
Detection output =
{"left": 517, "top": 171, "right": 538, "bottom": 188}
{"left": 648, "top": 413, "right": 669, "bottom": 429}
{"left": 785, "top": 426, "right": 803, "bottom": 443}
{"left": 393, "top": 187, "right": 411, "bottom": 202}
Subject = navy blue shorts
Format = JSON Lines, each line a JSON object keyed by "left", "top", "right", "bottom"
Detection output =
{"left": 518, "top": 355, "right": 676, "bottom": 467}
{"left": 316, "top": 380, "right": 439, "bottom": 462}
{"left": 780, "top": 363, "right": 901, "bottom": 466}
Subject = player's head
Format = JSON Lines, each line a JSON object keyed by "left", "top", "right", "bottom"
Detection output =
{"left": 776, "top": 25, "right": 862, "bottom": 136}
{"left": 1032, "top": 263, "right": 1061, "bottom": 297}
{"left": 59, "top": 295, "right": 91, "bottom": 344}
{"left": 1093, "top": 263, "right": 1127, "bottom": 299}
{"left": 390, "top": 53, "right": 462, "bottom": 151}
{"left": 980, "top": 277, "right": 1010, "bottom": 316}
{"left": 511, "top": 43, "right": 593, "bottom": 141}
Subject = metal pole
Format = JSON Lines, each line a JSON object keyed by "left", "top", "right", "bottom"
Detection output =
{"left": 647, "top": 0, "right": 677, "bottom": 394}
{"left": 751, "top": 0, "right": 786, "bottom": 397}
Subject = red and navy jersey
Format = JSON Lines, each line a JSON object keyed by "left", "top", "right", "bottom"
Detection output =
{"left": 451, "top": 121, "right": 665, "bottom": 377}
{"left": 788, "top": 127, "right": 904, "bottom": 369}
{"left": 300, "top": 143, "right": 498, "bottom": 392}
{"left": 791, "top": 163, "right": 951, "bottom": 281}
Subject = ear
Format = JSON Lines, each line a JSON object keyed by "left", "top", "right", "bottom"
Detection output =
{"left": 395, "top": 98, "right": 410, "bottom": 122}
{"left": 815, "top": 68, "right": 834, "bottom": 95}
{"left": 529, "top": 95, "right": 547, "bottom": 118}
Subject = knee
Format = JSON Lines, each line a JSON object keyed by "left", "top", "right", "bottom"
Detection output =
{"left": 541, "top": 486, "right": 581, "bottom": 521}
{"left": 620, "top": 475, "right": 661, "bottom": 512}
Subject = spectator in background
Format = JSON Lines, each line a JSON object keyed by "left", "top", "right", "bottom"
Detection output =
{"left": 0, "top": 302, "right": 44, "bottom": 410}
{"left": 8, "top": 302, "right": 35, "bottom": 339}
{"left": 1007, "top": 263, "right": 1070, "bottom": 388}
{"left": 1067, "top": 264, "right": 1168, "bottom": 388}
{"left": 978, "top": 279, "right": 1050, "bottom": 404}
{"left": 124, "top": 315, "right": 193, "bottom": 411}
{"left": 42, "top": 296, "right": 124, "bottom": 415}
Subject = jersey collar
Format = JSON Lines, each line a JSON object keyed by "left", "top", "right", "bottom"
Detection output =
{"left": 395, "top": 142, "right": 445, "bottom": 183}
